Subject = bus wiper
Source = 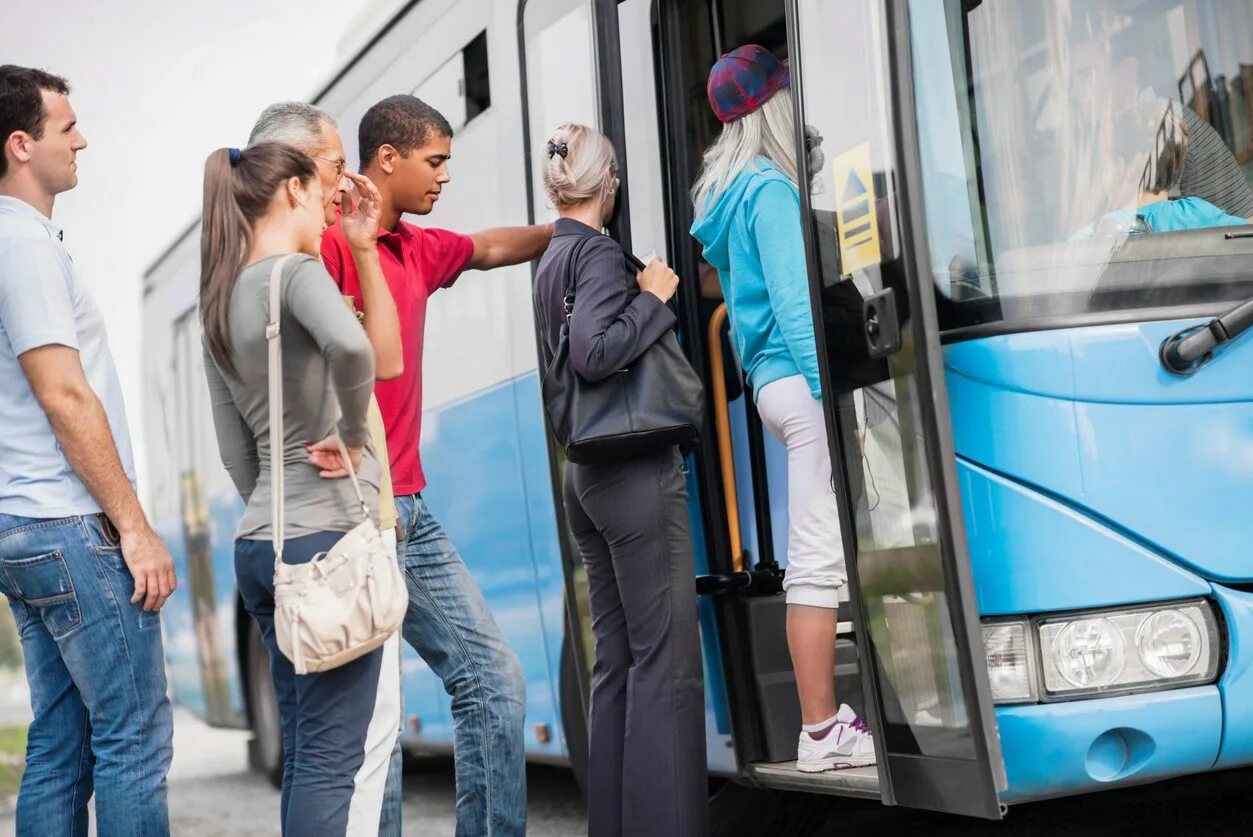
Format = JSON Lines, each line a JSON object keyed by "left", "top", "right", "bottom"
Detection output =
{"left": 1159, "top": 296, "right": 1253, "bottom": 375}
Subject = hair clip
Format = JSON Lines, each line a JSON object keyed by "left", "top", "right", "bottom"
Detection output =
{"left": 546, "top": 139, "right": 569, "bottom": 160}
{"left": 228, "top": 147, "right": 242, "bottom": 167}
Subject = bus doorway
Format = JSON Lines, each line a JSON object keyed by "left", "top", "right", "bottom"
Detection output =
{"left": 637, "top": 0, "right": 881, "bottom": 799}
{"left": 583, "top": 0, "right": 881, "bottom": 812}
{"left": 613, "top": 0, "right": 1006, "bottom": 820}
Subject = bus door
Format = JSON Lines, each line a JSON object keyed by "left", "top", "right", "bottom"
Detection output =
{"left": 787, "top": 0, "right": 1006, "bottom": 819}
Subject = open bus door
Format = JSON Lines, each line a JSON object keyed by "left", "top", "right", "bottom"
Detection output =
{"left": 786, "top": 0, "right": 1006, "bottom": 819}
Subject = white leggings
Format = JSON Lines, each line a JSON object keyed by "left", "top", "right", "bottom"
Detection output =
{"left": 755, "top": 375, "right": 847, "bottom": 609}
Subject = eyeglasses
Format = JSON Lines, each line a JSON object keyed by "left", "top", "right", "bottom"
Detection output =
{"left": 310, "top": 154, "right": 347, "bottom": 178}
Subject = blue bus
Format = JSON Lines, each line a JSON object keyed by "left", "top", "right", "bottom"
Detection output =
{"left": 142, "top": 0, "right": 1253, "bottom": 825}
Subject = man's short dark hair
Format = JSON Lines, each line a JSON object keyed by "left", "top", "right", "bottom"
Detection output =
{"left": 358, "top": 95, "right": 453, "bottom": 171}
{"left": 0, "top": 65, "right": 70, "bottom": 179}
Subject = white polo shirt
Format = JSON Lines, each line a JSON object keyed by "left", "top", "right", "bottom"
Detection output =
{"left": 0, "top": 195, "right": 135, "bottom": 518}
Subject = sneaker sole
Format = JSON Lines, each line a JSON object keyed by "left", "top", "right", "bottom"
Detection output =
{"left": 795, "top": 756, "right": 877, "bottom": 773}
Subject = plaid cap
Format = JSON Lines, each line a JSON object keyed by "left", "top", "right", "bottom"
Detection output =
{"left": 707, "top": 45, "right": 790, "bottom": 124}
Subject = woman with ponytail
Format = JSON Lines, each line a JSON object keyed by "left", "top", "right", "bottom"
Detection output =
{"left": 199, "top": 142, "right": 392, "bottom": 835}
{"left": 532, "top": 124, "right": 708, "bottom": 837}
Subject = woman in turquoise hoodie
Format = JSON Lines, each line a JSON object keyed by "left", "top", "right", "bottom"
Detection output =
{"left": 691, "top": 45, "right": 875, "bottom": 773}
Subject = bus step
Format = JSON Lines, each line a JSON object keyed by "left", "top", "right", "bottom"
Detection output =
{"left": 747, "top": 762, "right": 880, "bottom": 800}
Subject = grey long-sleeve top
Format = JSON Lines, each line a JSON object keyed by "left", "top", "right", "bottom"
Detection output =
{"left": 203, "top": 254, "right": 381, "bottom": 541}
{"left": 533, "top": 218, "right": 676, "bottom": 382}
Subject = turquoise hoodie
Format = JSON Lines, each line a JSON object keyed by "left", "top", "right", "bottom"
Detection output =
{"left": 691, "top": 159, "right": 821, "bottom": 401}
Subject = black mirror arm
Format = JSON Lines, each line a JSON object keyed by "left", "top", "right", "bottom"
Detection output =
{"left": 1160, "top": 296, "right": 1253, "bottom": 375}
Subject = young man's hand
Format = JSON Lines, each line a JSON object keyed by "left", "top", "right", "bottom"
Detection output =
{"left": 120, "top": 524, "right": 177, "bottom": 611}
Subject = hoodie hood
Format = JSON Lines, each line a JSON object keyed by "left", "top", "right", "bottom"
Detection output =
{"left": 691, "top": 159, "right": 791, "bottom": 272}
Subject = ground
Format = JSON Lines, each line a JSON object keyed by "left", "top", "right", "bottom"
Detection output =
{"left": 0, "top": 705, "right": 587, "bottom": 836}
{"left": 1, "top": 665, "right": 1251, "bottom": 836}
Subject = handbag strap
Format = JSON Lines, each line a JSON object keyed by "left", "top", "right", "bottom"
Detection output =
{"left": 561, "top": 233, "right": 600, "bottom": 325}
{"left": 266, "top": 255, "right": 372, "bottom": 568}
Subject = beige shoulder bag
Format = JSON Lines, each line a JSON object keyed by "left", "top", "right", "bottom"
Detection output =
{"left": 265, "top": 255, "right": 407, "bottom": 675}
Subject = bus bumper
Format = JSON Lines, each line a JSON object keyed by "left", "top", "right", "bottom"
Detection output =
{"left": 996, "top": 686, "right": 1222, "bottom": 803}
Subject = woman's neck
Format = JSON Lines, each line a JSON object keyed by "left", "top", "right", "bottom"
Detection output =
{"left": 561, "top": 202, "right": 603, "bottom": 231}
{"left": 247, "top": 215, "right": 308, "bottom": 265}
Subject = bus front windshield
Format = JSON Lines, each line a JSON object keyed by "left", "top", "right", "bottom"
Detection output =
{"left": 912, "top": 0, "right": 1253, "bottom": 331}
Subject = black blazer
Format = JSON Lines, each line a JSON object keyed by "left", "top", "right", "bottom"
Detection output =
{"left": 533, "top": 218, "right": 677, "bottom": 382}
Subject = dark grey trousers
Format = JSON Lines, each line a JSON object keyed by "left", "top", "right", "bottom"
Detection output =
{"left": 564, "top": 448, "right": 709, "bottom": 837}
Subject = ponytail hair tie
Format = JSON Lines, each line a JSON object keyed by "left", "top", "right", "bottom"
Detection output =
{"left": 228, "top": 147, "right": 242, "bottom": 167}
{"left": 546, "top": 139, "right": 568, "bottom": 160}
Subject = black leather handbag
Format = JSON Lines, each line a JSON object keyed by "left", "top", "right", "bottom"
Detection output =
{"left": 542, "top": 235, "right": 704, "bottom": 465}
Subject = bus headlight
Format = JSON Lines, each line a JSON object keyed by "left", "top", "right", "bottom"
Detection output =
{"left": 983, "top": 621, "right": 1036, "bottom": 703}
{"left": 1044, "top": 619, "right": 1126, "bottom": 689}
{"left": 1137, "top": 609, "right": 1204, "bottom": 679}
{"left": 1037, "top": 601, "right": 1219, "bottom": 700}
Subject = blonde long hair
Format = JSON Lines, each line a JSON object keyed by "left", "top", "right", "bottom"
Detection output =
{"left": 691, "top": 87, "right": 799, "bottom": 217}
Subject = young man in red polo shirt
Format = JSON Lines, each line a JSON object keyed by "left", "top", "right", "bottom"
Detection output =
{"left": 322, "top": 95, "right": 552, "bottom": 837}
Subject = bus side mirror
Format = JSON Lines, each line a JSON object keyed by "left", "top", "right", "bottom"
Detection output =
{"left": 863, "top": 288, "right": 901, "bottom": 358}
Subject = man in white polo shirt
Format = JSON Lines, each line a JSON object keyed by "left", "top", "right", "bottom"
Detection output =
{"left": 0, "top": 64, "right": 176, "bottom": 837}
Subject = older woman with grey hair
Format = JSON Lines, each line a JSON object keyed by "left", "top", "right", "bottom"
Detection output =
{"left": 532, "top": 122, "right": 708, "bottom": 837}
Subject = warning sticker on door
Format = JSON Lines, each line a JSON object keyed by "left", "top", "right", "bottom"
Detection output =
{"left": 832, "top": 142, "right": 881, "bottom": 274}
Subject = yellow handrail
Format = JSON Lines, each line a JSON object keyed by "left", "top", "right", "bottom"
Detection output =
{"left": 707, "top": 304, "right": 745, "bottom": 573}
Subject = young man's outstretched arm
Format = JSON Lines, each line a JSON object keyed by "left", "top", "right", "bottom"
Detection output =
{"left": 468, "top": 223, "right": 554, "bottom": 270}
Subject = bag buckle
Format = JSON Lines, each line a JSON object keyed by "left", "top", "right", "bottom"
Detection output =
{"left": 266, "top": 323, "right": 281, "bottom": 339}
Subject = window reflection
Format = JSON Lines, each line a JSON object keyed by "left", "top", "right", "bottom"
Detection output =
{"left": 913, "top": 0, "right": 1253, "bottom": 326}
{"left": 796, "top": 0, "right": 977, "bottom": 757}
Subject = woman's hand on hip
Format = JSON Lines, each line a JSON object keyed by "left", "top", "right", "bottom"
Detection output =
{"left": 306, "top": 435, "right": 363, "bottom": 478}
{"left": 637, "top": 258, "right": 680, "bottom": 304}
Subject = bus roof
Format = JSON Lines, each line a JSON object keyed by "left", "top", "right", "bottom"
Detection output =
{"left": 142, "top": 0, "right": 421, "bottom": 288}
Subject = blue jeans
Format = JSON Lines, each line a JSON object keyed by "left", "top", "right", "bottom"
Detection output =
{"left": 236, "top": 533, "right": 393, "bottom": 836}
{"left": 0, "top": 513, "right": 173, "bottom": 837}
{"left": 379, "top": 494, "right": 527, "bottom": 837}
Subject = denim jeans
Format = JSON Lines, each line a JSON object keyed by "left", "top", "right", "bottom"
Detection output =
{"left": 0, "top": 513, "right": 173, "bottom": 837}
{"left": 378, "top": 494, "right": 527, "bottom": 837}
{"left": 236, "top": 532, "right": 396, "bottom": 837}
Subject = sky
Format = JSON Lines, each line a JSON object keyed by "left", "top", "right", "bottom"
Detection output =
{"left": 1, "top": 0, "right": 405, "bottom": 494}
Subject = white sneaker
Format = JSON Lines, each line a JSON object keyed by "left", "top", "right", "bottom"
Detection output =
{"left": 795, "top": 704, "right": 877, "bottom": 773}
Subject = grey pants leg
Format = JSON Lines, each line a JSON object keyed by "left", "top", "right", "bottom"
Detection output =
{"left": 564, "top": 449, "right": 709, "bottom": 837}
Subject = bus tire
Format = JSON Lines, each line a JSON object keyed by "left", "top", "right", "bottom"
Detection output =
{"left": 244, "top": 619, "right": 283, "bottom": 789}
{"left": 559, "top": 627, "right": 590, "bottom": 800}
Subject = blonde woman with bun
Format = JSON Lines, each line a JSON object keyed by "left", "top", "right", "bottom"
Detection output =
{"left": 532, "top": 123, "right": 709, "bottom": 837}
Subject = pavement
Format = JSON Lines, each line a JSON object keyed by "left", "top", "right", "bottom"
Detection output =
{"left": 3, "top": 665, "right": 1253, "bottom": 835}
{"left": 0, "top": 698, "right": 587, "bottom": 836}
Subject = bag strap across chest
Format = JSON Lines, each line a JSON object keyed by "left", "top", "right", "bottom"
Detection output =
{"left": 266, "top": 255, "right": 371, "bottom": 568}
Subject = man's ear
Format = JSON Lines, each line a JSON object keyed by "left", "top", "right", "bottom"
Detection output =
{"left": 377, "top": 144, "right": 400, "bottom": 175}
{"left": 4, "top": 131, "right": 34, "bottom": 167}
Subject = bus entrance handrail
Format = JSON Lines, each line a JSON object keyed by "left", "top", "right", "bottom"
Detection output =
{"left": 707, "top": 303, "right": 746, "bottom": 574}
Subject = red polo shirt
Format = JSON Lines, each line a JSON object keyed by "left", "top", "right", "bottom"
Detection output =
{"left": 322, "top": 220, "right": 475, "bottom": 495}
